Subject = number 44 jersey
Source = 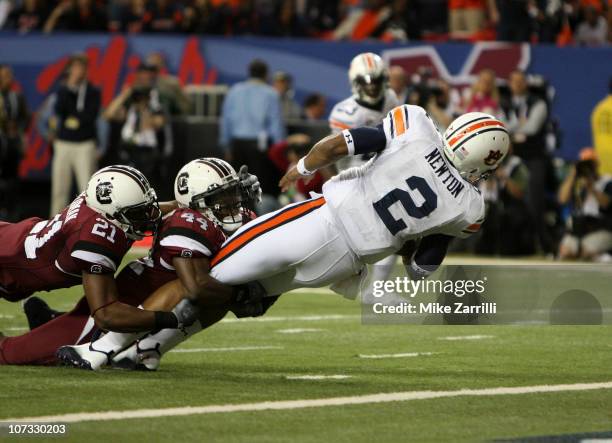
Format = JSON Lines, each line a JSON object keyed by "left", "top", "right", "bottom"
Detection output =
{"left": 322, "top": 105, "right": 485, "bottom": 264}
{"left": 0, "top": 195, "right": 131, "bottom": 301}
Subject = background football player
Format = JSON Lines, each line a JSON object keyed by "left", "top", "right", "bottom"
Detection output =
{"left": 65, "top": 107, "right": 510, "bottom": 371}
{"left": 2, "top": 159, "right": 260, "bottom": 367}
{"left": 0, "top": 165, "right": 199, "bottom": 365}
{"left": 329, "top": 52, "right": 400, "bottom": 170}
{"left": 329, "top": 52, "right": 401, "bottom": 303}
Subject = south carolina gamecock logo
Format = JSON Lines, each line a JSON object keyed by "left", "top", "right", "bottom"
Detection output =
{"left": 484, "top": 150, "right": 503, "bottom": 166}
{"left": 177, "top": 172, "right": 189, "bottom": 195}
{"left": 96, "top": 182, "right": 113, "bottom": 204}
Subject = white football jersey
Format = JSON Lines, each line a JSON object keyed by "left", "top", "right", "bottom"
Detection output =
{"left": 322, "top": 105, "right": 485, "bottom": 264}
{"left": 329, "top": 90, "right": 400, "bottom": 170}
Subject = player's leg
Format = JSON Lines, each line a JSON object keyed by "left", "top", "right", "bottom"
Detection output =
{"left": 54, "top": 266, "right": 170, "bottom": 370}
{"left": 580, "top": 230, "right": 612, "bottom": 261}
{"left": 113, "top": 202, "right": 363, "bottom": 370}
{"left": 0, "top": 297, "right": 92, "bottom": 365}
{"left": 73, "top": 140, "right": 97, "bottom": 196}
{"left": 89, "top": 198, "right": 332, "bottom": 370}
{"left": 360, "top": 255, "right": 398, "bottom": 304}
{"left": 49, "top": 140, "right": 73, "bottom": 216}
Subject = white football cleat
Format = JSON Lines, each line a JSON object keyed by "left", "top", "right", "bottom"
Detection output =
{"left": 56, "top": 343, "right": 111, "bottom": 371}
{"left": 111, "top": 341, "right": 161, "bottom": 371}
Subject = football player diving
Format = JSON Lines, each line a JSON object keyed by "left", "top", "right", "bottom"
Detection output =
{"left": 0, "top": 161, "right": 260, "bottom": 365}
{"left": 61, "top": 107, "right": 510, "bottom": 371}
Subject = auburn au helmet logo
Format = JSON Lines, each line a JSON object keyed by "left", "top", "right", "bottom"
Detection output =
{"left": 484, "top": 150, "right": 503, "bottom": 166}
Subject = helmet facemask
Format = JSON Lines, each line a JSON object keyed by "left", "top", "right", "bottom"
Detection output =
{"left": 190, "top": 178, "right": 244, "bottom": 233}
{"left": 114, "top": 188, "right": 161, "bottom": 240}
{"left": 354, "top": 73, "right": 386, "bottom": 105}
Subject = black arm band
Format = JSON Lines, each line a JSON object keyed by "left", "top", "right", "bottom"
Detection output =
{"left": 347, "top": 125, "right": 387, "bottom": 155}
{"left": 413, "top": 234, "right": 452, "bottom": 268}
{"left": 154, "top": 311, "right": 178, "bottom": 330}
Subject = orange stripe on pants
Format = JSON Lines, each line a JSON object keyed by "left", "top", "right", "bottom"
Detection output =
{"left": 210, "top": 198, "right": 326, "bottom": 268}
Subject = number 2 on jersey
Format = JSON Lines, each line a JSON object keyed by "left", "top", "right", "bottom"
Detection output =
{"left": 373, "top": 176, "right": 438, "bottom": 235}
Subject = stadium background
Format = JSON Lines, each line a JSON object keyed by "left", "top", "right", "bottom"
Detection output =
{"left": 0, "top": 0, "right": 611, "bottom": 256}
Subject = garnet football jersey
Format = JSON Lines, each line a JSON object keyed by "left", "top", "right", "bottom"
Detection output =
{"left": 0, "top": 195, "right": 131, "bottom": 300}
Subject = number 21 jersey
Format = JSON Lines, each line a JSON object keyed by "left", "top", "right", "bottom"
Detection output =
{"left": 0, "top": 195, "right": 131, "bottom": 300}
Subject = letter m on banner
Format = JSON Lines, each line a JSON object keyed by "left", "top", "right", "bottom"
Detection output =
{"left": 381, "top": 42, "right": 530, "bottom": 86}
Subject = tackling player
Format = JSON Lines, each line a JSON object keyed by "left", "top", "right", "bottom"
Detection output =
{"left": 0, "top": 165, "right": 202, "bottom": 365}
{"left": 61, "top": 107, "right": 510, "bottom": 371}
{"left": 1, "top": 159, "right": 260, "bottom": 366}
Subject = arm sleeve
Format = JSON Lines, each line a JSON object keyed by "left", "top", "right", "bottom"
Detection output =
{"left": 343, "top": 124, "right": 387, "bottom": 156}
{"left": 219, "top": 89, "right": 233, "bottom": 150}
{"left": 70, "top": 217, "right": 129, "bottom": 274}
{"left": 159, "top": 227, "right": 215, "bottom": 260}
{"left": 405, "top": 234, "right": 452, "bottom": 280}
{"left": 54, "top": 88, "right": 66, "bottom": 118}
{"left": 268, "top": 91, "right": 285, "bottom": 144}
{"left": 518, "top": 100, "right": 547, "bottom": 136}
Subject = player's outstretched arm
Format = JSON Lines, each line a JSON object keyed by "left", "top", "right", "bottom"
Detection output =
{"left": 173, "top": 257, "right": 235, "bottom": 306}
{"left": 279, "top": 133, "right": 347, "bottom": 192}
{"left": 159, "top": 200, "right": 179, "bottom": 215}
{"left": 402, "top": 234, "right": 452, "bottom": 280}
{"left": 83, "top": 273, "right": 193, "bottom": 333}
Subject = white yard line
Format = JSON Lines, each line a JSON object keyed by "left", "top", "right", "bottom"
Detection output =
{"left": 358, "top": 352, "right": 438, "bottom": 359}
{"left": 276, "top": 328, "right": 324, "bottom": 334}
{"left": 285, "top": 375, "right": 352, "bottom": 380}
{"left": 220, "top": 314, "right": 359, "bottom": 323}
{"left": 4, "top": 382, "right": 611, "bottom": 424}
{"left": 171, "top": 346, "right": 283, "bottom": 353}
{"left": 289, "top": 288, "right": 336, "bottom": 295}
{"left": 438, "top": 335, "right": 495, "bottom": 341}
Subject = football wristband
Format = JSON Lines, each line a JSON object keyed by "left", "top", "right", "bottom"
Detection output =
{"left": 154, "top": 311, "right": 179, "bottom": 330}
{"left": 296, "top": 157, "right": 315, "bottom": 176}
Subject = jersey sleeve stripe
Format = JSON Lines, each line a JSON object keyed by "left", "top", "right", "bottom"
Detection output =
{"left": 70, "top": 250, "right": 117, "bottom": 271}
{"left": 330, "top": 119, "right": 352, "bottom": 130}
{"left": 392, "top": 107, "right": 406, "bottom": 136}
{"left": 71, "top": 241, "right": 121, "bottom": 269}
{"left": 161, "top": 227, "right": 215, "bottom": 253}
{"left": 159, "top": 235, "right": 213, "bottom": 257}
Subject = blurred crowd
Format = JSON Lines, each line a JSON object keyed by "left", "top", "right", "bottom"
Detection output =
{"left": 0, "top": 0, "right": 609, "bottom": 45}
{"left": 1, "top": 47, "right": 612, "bottom": 260}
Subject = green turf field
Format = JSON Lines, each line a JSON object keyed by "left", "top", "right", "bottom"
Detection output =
{"left": 1, "top": 276, "right": 611, "bottom": 443}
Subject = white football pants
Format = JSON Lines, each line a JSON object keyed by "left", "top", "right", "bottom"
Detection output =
{"left": 210, "top": 196, "right": 365, "bottom": 296}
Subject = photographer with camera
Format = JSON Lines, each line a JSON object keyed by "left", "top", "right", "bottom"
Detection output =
{"left": 557, "top": 148, "right": 612, "bottom": 261}
{"left": 104, "top": 63, "right": 170, "bottom": 191}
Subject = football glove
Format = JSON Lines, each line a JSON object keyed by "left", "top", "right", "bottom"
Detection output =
{"left": 238, "top": 165, "right": 262, "bottom": 209}
{"left": 172, "top": 298, "right": 200, "bottom": 329}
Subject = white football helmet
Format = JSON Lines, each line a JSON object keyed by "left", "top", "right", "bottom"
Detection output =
{"left": 174, "top": 158, "right": 243, "bottom": 232}
{"left": 348, "top": 52, "right": 388, "bottom": 106}
{"left": 85, "top": 165, "right": 161, "bottom": 240}
{"left": 443, "top": 112, "right": 510, "bottom": 182}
